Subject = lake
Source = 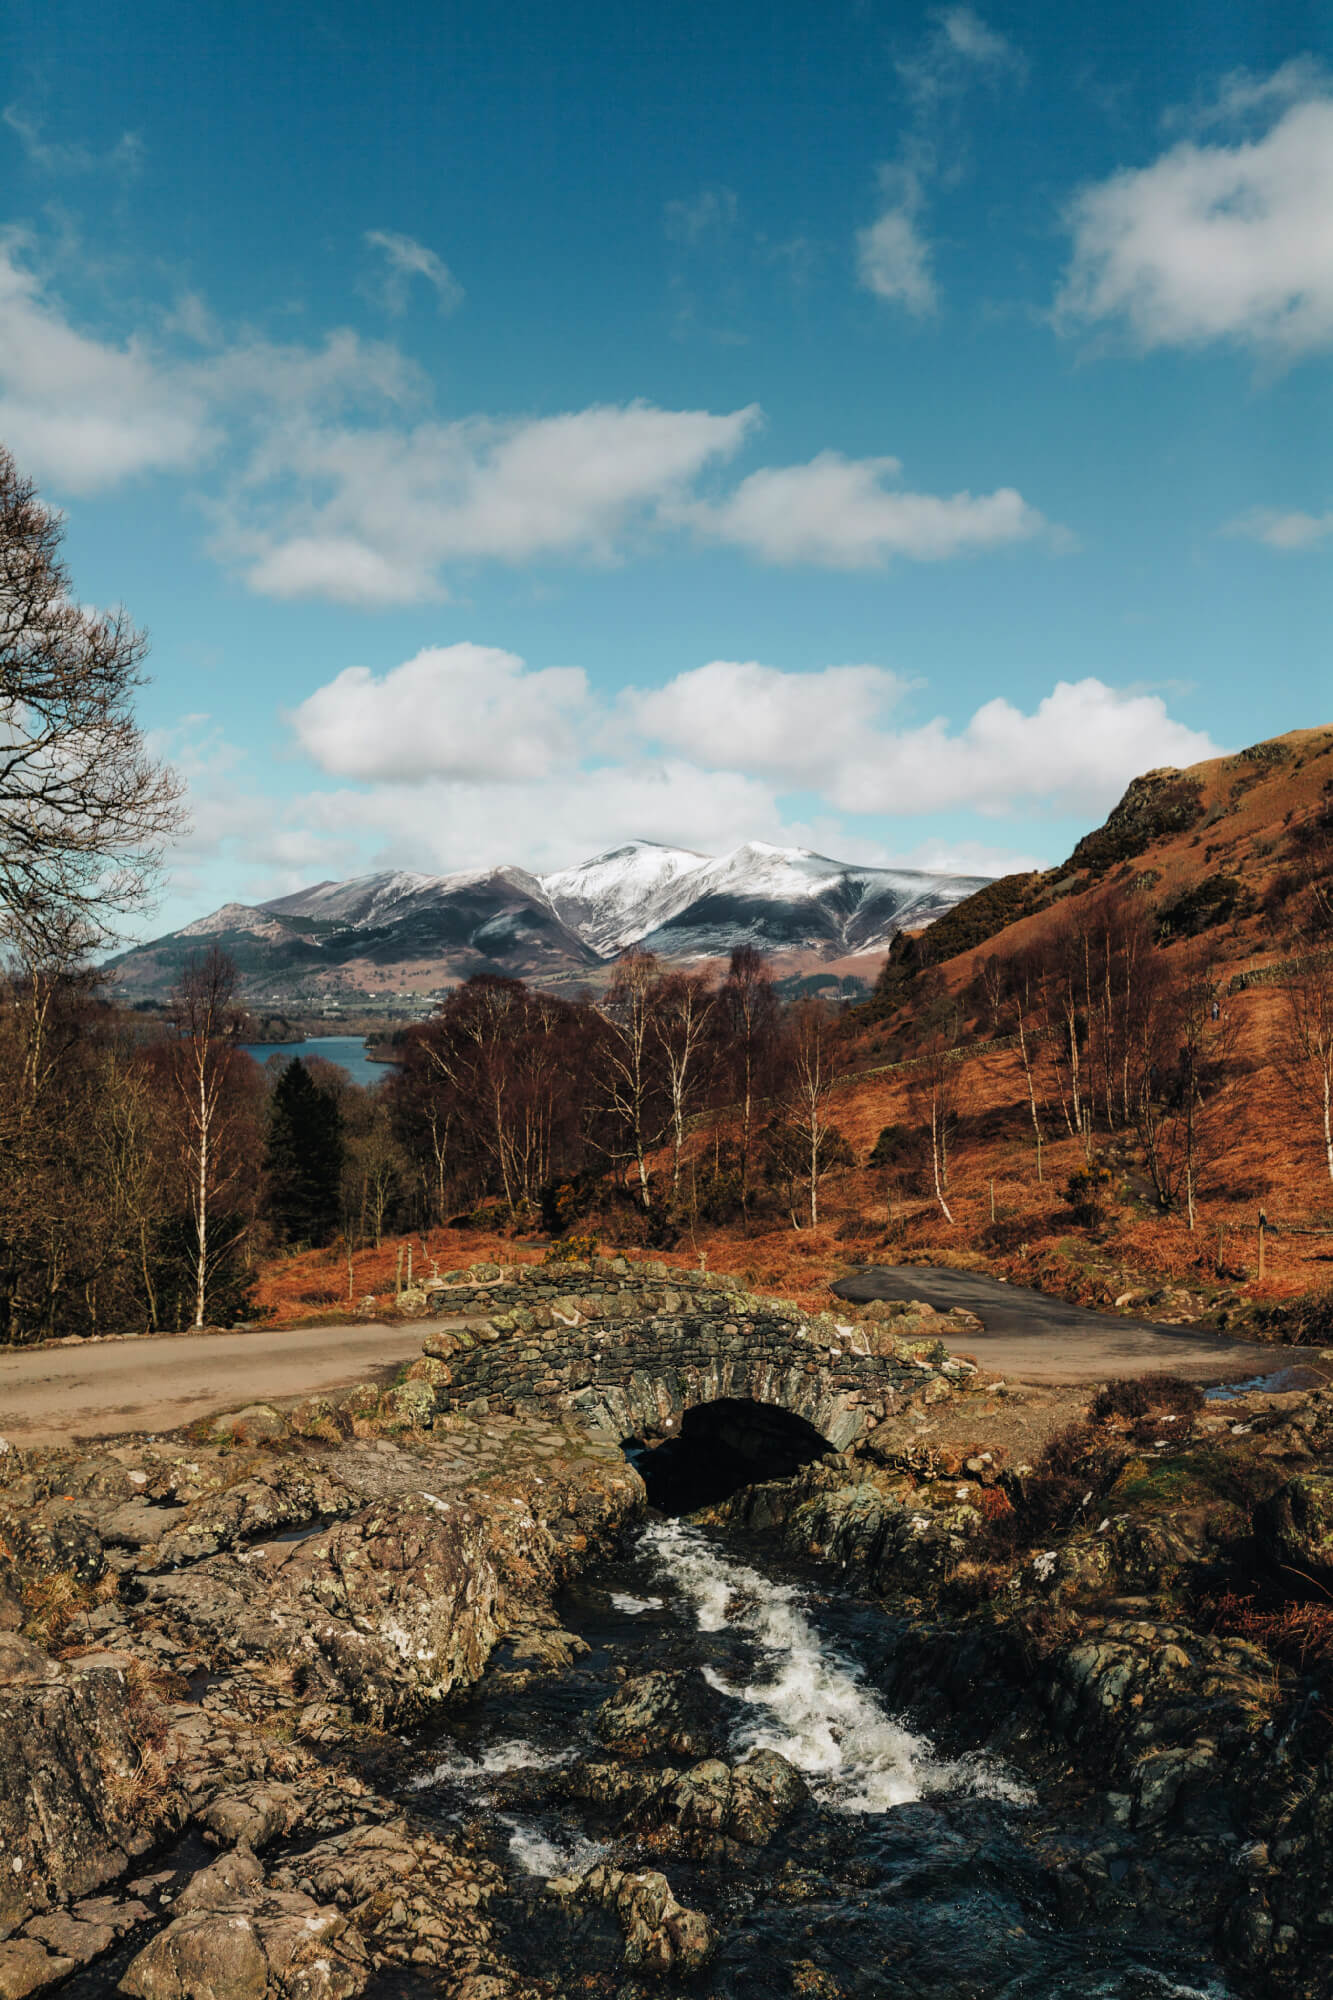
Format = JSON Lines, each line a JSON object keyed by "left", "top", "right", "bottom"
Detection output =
{"left": 239, "top": 1034, "right": 397, "bottom": 1087}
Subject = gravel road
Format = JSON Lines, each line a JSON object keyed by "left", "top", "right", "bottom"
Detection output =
{"left": 0, "top": 1320, "right": 439, "bottom": 1446}
{"left": 831, "top": 1265, "right": 1315, "bottom": 1386}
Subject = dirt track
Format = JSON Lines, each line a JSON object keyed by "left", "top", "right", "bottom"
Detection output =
{"left": 0, "top": 1321, "right": 437, "bottom": 1447}
{"left": 832, "top": 1265, "right": 1318, "bottom": 1387}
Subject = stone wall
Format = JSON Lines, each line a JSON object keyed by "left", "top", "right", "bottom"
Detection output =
{"left": 413, "top": 1258, "right": 924, "bottom": 1452}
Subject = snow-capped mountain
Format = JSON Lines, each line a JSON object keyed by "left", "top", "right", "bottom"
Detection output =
{"left": 541, "top": 841, "right": 709, "bottom": 957}
{"left": 109, "top": 840, "right": 992, "bottom": 1001}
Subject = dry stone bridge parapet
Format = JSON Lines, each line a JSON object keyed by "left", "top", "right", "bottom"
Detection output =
{"left": 412, "top": 1257, "right": 929, "bottom": 1451}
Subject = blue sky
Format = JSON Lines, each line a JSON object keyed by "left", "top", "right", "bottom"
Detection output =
{"left": 4, "top": 0, "right": 1331, "bottom": 936}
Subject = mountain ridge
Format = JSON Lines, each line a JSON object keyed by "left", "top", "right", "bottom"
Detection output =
{"left": 108, "top": 839, "right": 994, "bottom": 1003}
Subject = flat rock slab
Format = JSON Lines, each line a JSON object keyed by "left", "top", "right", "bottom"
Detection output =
{"left": 0, "top": 1321, "right": 456, "bottom": 1447}
{"left": 832, "top": 1266, "right": 1314, "bottom": 1386}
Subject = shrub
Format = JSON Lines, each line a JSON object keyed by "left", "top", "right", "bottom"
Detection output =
{"left": 545, "top": 1233, "right": 600, "bottom": 1264}
{"left": 868, "top": 1122, "right": 915, "bottom": 1168}
{"left": 982, "top": 1421, "right": 1124, "bottom": 1554}
{"left": 1090, "top": 1375, "right": 1204, "bottom": 1424}
{"left": 1208, "top": 1590, "right": 1333, "bottom": 1669}
{"left": 1061, "top": 1163, "right": 1117, "bottom": 1228}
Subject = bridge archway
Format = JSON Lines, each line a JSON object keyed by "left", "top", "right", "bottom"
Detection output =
{"left": 624, "top": 1396, "right": 832, "bottom": 1513}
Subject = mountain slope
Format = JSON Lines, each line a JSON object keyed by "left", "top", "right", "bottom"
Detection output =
{"left": 871, "top": 726, "right": 1333, "bottom": 997}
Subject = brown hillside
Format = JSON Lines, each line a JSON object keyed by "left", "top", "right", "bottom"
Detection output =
{"left": 906, "top": 725, "right": 1333, "bottom": 990}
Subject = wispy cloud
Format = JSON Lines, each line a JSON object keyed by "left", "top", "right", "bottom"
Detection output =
{"left": 3, "top": 103, "right": 144, "bottom": 177}
{"left": 859, "top": 8, "right": 1024, "bottom": 316}
{"left": 663, "top": 187, "right": 739, "bottom": 247}
{"left": 363, "top": 229, "right": 464, "bottom": 315}
{"left": 856, "top": 166, "right": 937, "bottom": 315}
{"left": 1224, "top": 505, "right": 1333, "bottom": 550}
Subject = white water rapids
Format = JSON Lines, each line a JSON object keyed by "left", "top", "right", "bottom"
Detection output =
{"left": 641, "top": 1518, "right": 1032, "bottom": 1815}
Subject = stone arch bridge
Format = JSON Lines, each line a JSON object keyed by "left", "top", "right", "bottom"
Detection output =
{"left": 416, "top": 1258, "right": 926, "bottom": 1460}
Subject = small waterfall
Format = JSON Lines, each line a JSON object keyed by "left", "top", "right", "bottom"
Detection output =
{"left": 642, "top": 1518, "right": 1031, "bottom": 1814}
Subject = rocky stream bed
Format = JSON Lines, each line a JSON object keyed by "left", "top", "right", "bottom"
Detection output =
{"left": 2, "top": 1276, "right": 1332, "bottom": 2000}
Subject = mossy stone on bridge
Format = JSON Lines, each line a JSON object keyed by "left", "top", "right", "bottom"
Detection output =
{"left": 419, "top": 1259, "right": 920, "bottom": 1451}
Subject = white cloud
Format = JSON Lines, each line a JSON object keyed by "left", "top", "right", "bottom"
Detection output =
{"left": 364, "top": 230, "right": 464, "bottom": 314}
{"left": 0, "top": 234, "right": 211, "bottom": 489}
{"left": 688, "top": 451, "right": 1048, "bottom": 566}
{"left": 1224, "top": 505, "right": 1333, "bottom": 550}
{"left": 627, "top": 663, "right": 1221, "bottom": 817}
{"left": 150, "top": 658, "right": 1219, "bottom": 926}
{"left": 300, "top": 759, "right": 788, "bottom": 882}
{"left": 856, "top": 199, "right": 937, "bottom": 315}
{"left": 289, "top": 643, "right": 590, "bottom": 782}
{"left": 1056, "top": 86, "right": 1333, "bottom": 355}
{"left": 0, "top": 236, "right": 1048, "bottom": 601}
{"left": 625, "top": 660, "right": 912, "bottom": 778}
{"left": 223, "top": 400, "right": 761, "bottom": 604}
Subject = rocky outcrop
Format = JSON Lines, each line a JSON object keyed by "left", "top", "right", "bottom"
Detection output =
{"left": 0, "top": 1402, "right": 645, "bottom": 2000}
{"left": 0, "top": 1637, "right": 183, "bottom": 1943}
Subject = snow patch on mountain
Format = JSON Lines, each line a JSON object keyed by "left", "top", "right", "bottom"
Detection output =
{"left": 540, "top": 840, "right": 711, "bottom": 956}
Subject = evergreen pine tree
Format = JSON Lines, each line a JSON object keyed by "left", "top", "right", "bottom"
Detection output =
{"left": 264, "top": 1059, "right": 344, "bottom": 1246}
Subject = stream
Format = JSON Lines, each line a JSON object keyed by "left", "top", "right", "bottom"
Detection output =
{"left": 399, "top": 1514, "right": 1234, "bottom": 1999}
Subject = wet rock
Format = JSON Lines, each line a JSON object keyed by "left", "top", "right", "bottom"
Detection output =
{"left": 629, "top": 1750, "right": 808, "bottom": 1852}
{"left": 1256, "top": 1472, "right": 1333, "bottom": 1579}
{"left": 579, "top": 1865, "right": 714, "bottom": 1974}
{"left": 594, "top": 1670, "right": 724, "bottom": 1761}
{"left": 727, "top": 1749, "right": 809, "bottom": 1843}
{"left": 559, "top": 1761, "right": 681, "bottom": 1815}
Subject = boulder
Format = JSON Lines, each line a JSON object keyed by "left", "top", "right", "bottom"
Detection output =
{"left": 210, "top": 1407, "right": 289, "bottom": 1448}
{"left": 579, "top": 1866, "right": 714, "bottom": 1974}
{"left": 594, "top": 1670, "right": 724, "bottom": 1761}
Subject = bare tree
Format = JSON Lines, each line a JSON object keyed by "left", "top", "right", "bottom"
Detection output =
{"left": 785, "top": 1000, "right": 841, "bottom": 1228}
{"left": 719, "top": 946, "right": 781, "bottom": 1218}
{"left": 652, "top": 970, "right": 716, "bottom": 1204}
{"left": 595, "top": 951, "right": 669, "bottom": 1210}
{"left": 170, "top": 947, "right": 246, "bottom": 1328}
{"left": 909, "top": 1011, "right": 964, "bottom": 1224}
{"left": 1274, "top": 953, "right": 1333, "bottom": 1183}
{"left": 0, "top": 446, "right": 184, "bottom": 956}
{"left": 1127, "top": 948, "right": 1233, "bottom": 1226}
{"left": 982, "top": 949, "right": 1045, "bottom": 1182}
